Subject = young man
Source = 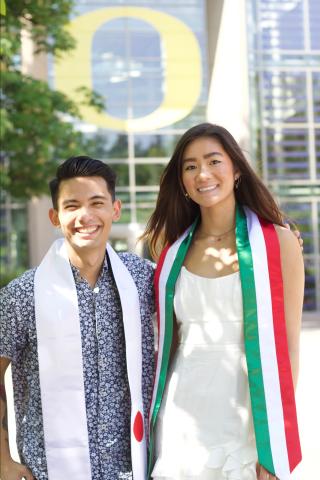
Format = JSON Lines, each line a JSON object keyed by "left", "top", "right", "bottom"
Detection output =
{"left": 0, "top": 156, "right": 155, "bottom": 480}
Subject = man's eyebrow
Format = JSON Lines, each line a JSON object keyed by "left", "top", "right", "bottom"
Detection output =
{"left": 61, "top": 195, "right": 106, "bottom": 206}
{"left": 183, "top": 151, "right": 223, "bottom": 163}
{"left": 89, "top": 195, "right": 107, "bottom": 201}
{"left": 61, "top": 198, "right": 79, "bottom": 206}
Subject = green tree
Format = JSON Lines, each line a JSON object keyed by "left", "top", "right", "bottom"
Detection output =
{"left": 0, "top": 0, "right": 103, "bottom": 198}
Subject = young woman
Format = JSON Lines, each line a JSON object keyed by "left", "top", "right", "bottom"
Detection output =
{"left": 144, "top": 124, "right": 304, "bottom": 480}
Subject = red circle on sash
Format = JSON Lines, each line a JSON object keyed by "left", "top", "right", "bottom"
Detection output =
{"left": 133, "top": 411, "right": 144, "bottom": 442}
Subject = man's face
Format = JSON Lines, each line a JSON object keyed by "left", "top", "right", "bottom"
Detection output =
{"left": 49, "top": 176, "right": 121, "bottom": 254}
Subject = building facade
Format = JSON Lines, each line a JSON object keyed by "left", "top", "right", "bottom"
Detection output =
{"left": 247, "top": 0, "right": 320, "bottom": 310}
{"left": 1, "top": 0, "right": 319, "bottom": 313}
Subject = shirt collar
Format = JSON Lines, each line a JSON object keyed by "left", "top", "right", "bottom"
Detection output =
{"left": 70, "top": 254, "right": 109, "bottom": 285}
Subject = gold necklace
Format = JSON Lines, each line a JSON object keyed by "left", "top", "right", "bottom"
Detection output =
{"left": 197, "top": 225, "right": 235, "bottom": 242}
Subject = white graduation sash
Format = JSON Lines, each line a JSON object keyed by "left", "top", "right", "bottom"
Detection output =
{"left": 34, "top": 238, "right": 146, "bottom": 479}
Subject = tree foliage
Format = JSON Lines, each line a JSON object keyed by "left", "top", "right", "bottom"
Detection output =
{"left": 0, "top": 0, "right": 101, "bottom": 198}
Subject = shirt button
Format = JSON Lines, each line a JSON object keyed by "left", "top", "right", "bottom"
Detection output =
{"left": 93, "top": 287, "right": 99, "bottom": 293}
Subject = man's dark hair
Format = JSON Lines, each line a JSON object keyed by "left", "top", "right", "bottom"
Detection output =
{"left": 49, "top": 156, "right": 116, "bottom": 209}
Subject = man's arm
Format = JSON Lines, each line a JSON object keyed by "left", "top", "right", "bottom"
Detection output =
{"left": 0, "top": 356, "right": 34, "bottom": 480}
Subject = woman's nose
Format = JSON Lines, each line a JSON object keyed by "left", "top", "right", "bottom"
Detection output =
{"left": 197, "top": 166, "right": 211, "bottom": 178}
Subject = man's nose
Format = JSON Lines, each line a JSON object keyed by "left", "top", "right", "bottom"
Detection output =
{"left": 77, "top": 206, "right": 92, "bottom": 222}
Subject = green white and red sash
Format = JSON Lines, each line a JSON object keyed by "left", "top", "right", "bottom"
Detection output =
{"left": 34, "top": 239, "right": 146, "bottom": 480}
{"left": 148, "top": 205, "right": 301, "bottom": 480}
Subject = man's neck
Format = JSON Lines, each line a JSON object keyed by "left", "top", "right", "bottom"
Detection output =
{"left": 66, "top": 245, "right": 106, "bottom": 288}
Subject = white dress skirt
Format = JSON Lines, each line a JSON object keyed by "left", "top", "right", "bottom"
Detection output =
{"left": 152, "top": 267, "right": 258, "bottom": 480}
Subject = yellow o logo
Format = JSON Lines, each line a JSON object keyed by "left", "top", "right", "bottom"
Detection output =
{"left": 54, "top": 7, "right": 202, "bottom": 132}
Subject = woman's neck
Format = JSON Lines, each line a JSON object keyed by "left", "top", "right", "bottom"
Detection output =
{"left": 198, "top": 198, "right": 236, "bottom": 237}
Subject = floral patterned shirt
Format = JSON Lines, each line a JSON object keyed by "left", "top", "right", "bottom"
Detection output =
{"left": 0, "top": 252, "right": 155, "bottom": 480}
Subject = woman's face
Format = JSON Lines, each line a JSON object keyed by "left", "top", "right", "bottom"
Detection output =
{"left": 181, "top": 136, "right": 238, "bottom": 210}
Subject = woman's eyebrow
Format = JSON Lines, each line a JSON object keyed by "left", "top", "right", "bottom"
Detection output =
{"left": 183, "top": 151, "right": 223, "bottom": 163}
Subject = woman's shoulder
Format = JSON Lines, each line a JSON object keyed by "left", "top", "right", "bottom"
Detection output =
{"left": 274, "top": 224, "right": 304, "bottom": 273}
{"left": 274, "top": 224, "right": 301, "bottom": 252}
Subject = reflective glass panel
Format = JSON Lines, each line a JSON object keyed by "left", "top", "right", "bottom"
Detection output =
{"left": 309, "top": 0, "right": 320, "bottom": 50}
{"left": 313, "top": 73, "right": 320, "bottom": 123}
{"left": 86, "top": 132, "right": 128, "bottom": 159}
{"left": 92, "top": 17, "right": 162, "bottom": 119}
{"left": 259, "top": 0, "right": 304, "bottom": 50}
{"left": 111, "top": 164, "right": 129, "bottom": 187}
{"left": 262, "top": 72, "right": 307, "bottom": 123}
{"left": 316, "top": 129, "right": 320, "bottom": 179}
{"left": 135, "top": 164, "right": 165, "bottom": 186}
{"left": 136, "top": 191, "right": 159, "bottom": 223}
{"left": 134, "top": 135, "right": 181, "bottom": 157}
{"left": 266, "top": 128, "right": 309, "bottom": 179}
{"left": 303, "top": 259, "right": 318, "bottom": 311}
{"left": 280, "top": 201, "right": 314, "bottom": 254}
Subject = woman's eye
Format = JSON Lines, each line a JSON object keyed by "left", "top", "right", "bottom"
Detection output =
{"left": 185, "top": 165, "right": 196, "bottom": 171}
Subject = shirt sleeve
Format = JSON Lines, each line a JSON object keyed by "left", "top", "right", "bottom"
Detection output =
{"left": 0, "top": 282, "right": 29, "bottom": 362}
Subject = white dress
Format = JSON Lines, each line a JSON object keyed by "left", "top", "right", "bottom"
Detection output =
{"left": 152, "top": 267, "right": 258, "bottom": 480}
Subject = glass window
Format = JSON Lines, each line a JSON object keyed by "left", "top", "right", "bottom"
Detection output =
{"left": 92, "top": 17, "right": 163, "bottom": 119}
{"left": 135, "top": 164, "right": 164, "bottom": 186}
{"left": 136, "top": 208, "right": 154, "bottom": 224}
{"left": 112, "top": 164, "right": 129, "bottom": 187}
{"left": 116, "top": 192, "right": 131, "bottom": 224}
{"left": 259, "top": 1, "right": 304, "bottom": 50}
{"left": 135, "top": 191, "right": 158, "bottom": 205}
{"left": 279, "top": 200, "right": 319, "bottom": 311}
{"left": 316, "top": 129, "right": 320, "bottom": 179}
{"left": 280, "top": 201, "right": 315, "bottom": 254}
{"left": 303, "top": 259, "right": 317, "bottom": 311}
{"left": 86, "top": 132, "right": 128, "bottom": 159}
{"left": 313, "top": 73, "right": 320, "bottom": 123}
{"left": 136, "top": 191, "right": 159, "bottom": 223}
{"left": 309, "top": 0, "right": 320, "bottom": 50}
{"left": 127, "top": 18, "right": 161, "bottom": 58}
{"left": 0, "top": 203, "right": 28, "bottom": 286}
{"left": 266, "top": 128, "right": 310, "bottom": 179}
{"left": 134, "top": 134, "right": 180, "bottom": 157}
{"left": 262, "top": 72, "right": 307, "bottom": 124}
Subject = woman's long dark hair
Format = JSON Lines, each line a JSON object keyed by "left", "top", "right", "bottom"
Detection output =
{"left": 142, "top": 123, "right": 284, "bottom": 259}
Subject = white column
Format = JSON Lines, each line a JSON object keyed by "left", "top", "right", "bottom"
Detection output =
{"left": 206, "top": 0, "right": 250, "bottom": 151}
{"left": 28, "top": 197, "right": 59, "bottom": 267}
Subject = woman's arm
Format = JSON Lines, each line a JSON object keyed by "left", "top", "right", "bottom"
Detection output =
{"left": 257, "top": 226, "right": 304, "bottom": 480}
{"left": 275, "top": 225, "right": 305, "bottom": 389}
